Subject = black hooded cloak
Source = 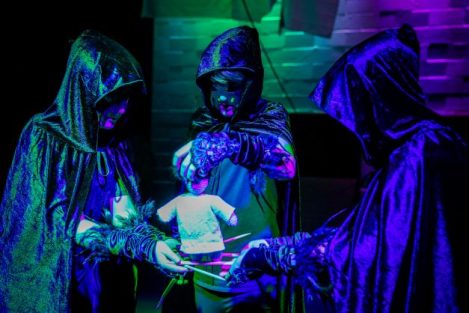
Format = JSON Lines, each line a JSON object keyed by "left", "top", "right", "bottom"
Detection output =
{"left": 191, "top": 26, "right": 301, "bottom": 313}
{"left": 0, "top": 30, "right": 146, "bottom": 312}
{"left": 308, "top": 24, "right": 469, "bottom": 313}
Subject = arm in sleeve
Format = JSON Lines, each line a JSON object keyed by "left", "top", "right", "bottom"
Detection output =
{"left": 210, "top": 195, "right": 237, "bottom": 226}
{"left": 75, "top": 215, "right": 166, "bottom": 265}
{"left": 156, "top": 197, "right": 178, "bottom": 223}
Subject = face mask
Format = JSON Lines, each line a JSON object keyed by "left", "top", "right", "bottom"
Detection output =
{"left": 210, "top": 83, "right": 244, "bottom": 119}
{"left": 97, "top": 96, "right": 129, "bottom": 130}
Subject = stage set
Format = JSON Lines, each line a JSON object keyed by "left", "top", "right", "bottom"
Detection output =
{"left": 1, "top": 1, "right": 468, "bottom": 313}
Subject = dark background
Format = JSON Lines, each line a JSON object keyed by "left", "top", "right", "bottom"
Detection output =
{"left": 1, "top": 0, "right": 153, "bottom": 192}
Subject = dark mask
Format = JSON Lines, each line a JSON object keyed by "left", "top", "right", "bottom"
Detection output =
{"left": 209, "top": 78, "right": 253, "bottom": 120}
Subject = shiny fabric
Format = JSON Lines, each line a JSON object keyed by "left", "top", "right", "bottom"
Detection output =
{"left": 192, "top": 26, "right": 301, "bottom": 313}
{"left": 309, "top": 24, "right": 469, "bottom": 313}
{"left": 0, "top": 30, "right": 145, "bottom": 312}
{"left": 193, "top": 26, "right": 299, "bottom": 239}
{"left": 195, "top": 26, "right": 264, "bottom": 122}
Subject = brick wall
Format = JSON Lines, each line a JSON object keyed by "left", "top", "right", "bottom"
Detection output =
{"left": 136, "top": 3, "right": 469, "bottom": 309}
{"left": 149, "top": 0, "right": 469, "bottom": 205}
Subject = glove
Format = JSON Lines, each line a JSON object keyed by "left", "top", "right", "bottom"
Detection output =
{"left": 265, "top": 232, "right": 311, "bottom": 247}
{"left": 190, "top": 131, "right": 280, "bottom": 177}
{"left": 228, "top": 131, "right": 271, "bottom": 170}
{"left": 106, "top": 223, "right": 165, "bottom": 264}
{"left": 76, "top": 220, "right": 187, "bottom": 277}
{"left": 190, "top": 132, "right": 238, "bottom": 177}
{"left": 226, "top": 243, "right": 296, "bottom": 286}
{"left": 225, "top": 232, "right": 311, "bottom": 286}
{"left": 226, "top": 230, "right": 337, "bottom": 295}
{"left": 77, "top": 221, "right": 165, "bottom": 263}
{"left": 108, "top": 224, "right": 188, "bottom": 276}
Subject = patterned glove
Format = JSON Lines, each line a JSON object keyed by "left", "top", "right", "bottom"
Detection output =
{"left": 191, "top": 132, "right": 239, "bottom": 177}
{"left": 226, "top": 243, "right": 297, "bottom": 286}
{"left": 106, "top": 223, "right": 165, "bottom": 264}
{"left": 294, "top": 227, "right": 336, "bottom": 297}
{"left": 190, "top": 131, "right": 280, "bottom": 177}
{"left": 77, "top": 222, "right": 181, "bottom": 277}
{"left": 226, "top": 232, "right": 319, "bottom": 286}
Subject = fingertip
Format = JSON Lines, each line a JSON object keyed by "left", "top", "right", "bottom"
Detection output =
{"left": 229, "top": 216, "right": 238, "bottom": 226}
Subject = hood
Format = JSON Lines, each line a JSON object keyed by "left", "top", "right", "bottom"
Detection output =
{"left": 37, "top": 29, "right": 146, "bottom": 152}
{"left": 196, "top": 26, "right": 264, "bottom": 120}
{"left": 310, "top": 24, "right": 437, "bottom": 165}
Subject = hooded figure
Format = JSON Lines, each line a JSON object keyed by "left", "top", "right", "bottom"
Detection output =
{"left": 227, "top": 24, "right": 469, "bottom": 313}
{"left": 172, "top": 26, "right": 301, "bottom": 313}
{"left": 0, "top": 30, "right": 186, "bottom": 313}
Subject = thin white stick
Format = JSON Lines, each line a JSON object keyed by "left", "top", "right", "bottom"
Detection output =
{"left": 184, "top": 260, "right": 234, "bottom": 266}
{"left": 223, "top": 232, "right": 252, "bottom": 243}
{"left": 184, "top": 265, "right": 226, "bottom": 281}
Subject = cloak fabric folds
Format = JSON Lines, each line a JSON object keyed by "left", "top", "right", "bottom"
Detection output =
{"left": 309, "top": 24, "right": 469, "bottom": 313}
{"left": 0, "top": 30, "right": 145, "bottom": 313}
{"left": 193, "top": 26, "right": 300, "bottom": 245}
{"left": 192, "top": 26, "right": 302, "bottom": 313}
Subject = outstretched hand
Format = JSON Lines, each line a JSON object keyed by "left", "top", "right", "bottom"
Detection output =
{"left": 155, "top": 240, "right": 188, "bottom": 273}
{"left": 225, "top": 239, "right": 269, "bottom": 286}
{"left": 260, "top": 138, "right": 296, "bottom": 181}
{"left": 172, "top": 133, "right": 237, "bottom": 183}
{"left": 172, "top": 141, "right": 197, "bottom": 182}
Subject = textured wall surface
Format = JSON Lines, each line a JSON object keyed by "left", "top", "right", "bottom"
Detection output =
{"left": 149, "top": 0, "right": 469, "bottom": 205}
{"left": 140, "top": 3, "right": 468, "bottom": 309}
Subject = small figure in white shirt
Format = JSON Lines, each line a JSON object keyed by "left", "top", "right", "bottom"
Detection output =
{"left": 157, "top": 177, "right": 238, "bottom": 258}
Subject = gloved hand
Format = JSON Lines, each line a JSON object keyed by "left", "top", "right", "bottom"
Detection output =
{"left": 172, "top": 131, "right": 261, "bottom": 182}
{"left": 225, "top": 239, "right": 296, "bottom": 286}
{"left": 190, "top": 132, "right": 239, "bottom": 177}
{"left": 260, "top": 138, "right": 296, "bottom": 180}
{"left": 190, "top": 131, "right": 283, "bottom": 175}
{"left": 171, "top": 133, "right": 236, "bottom": 183}
{"left": 76, "top": 218, "right": 187, "bottom": 276}
{"left": 226, "top": 230, "right": 337, "bottom": 296}
{"left": 172, "top": 131, "right": 295, "bottom": 183}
